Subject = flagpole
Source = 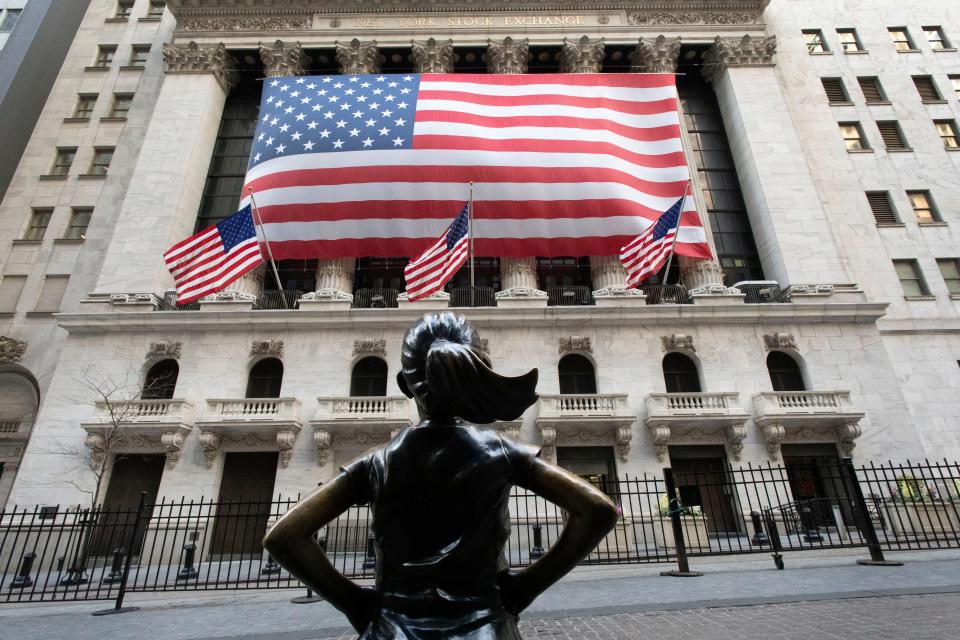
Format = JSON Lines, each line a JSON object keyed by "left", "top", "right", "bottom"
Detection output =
{"left": 247, "top": 188, "right": 289, "bottom": 309}
{"left": 662, "top": 180, "right": 692, "bottom": 286}
{"left": 468, "top": 181, "right": 475, "bottom": 291}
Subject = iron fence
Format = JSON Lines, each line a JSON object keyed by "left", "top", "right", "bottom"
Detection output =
{"left": 352, "top": 288, "right": 399, "bottom": 309}
{"left": 158, "top": 291, "right": 199, "bottom": 311}
{"left": 255, "top": 290, "right": 302, "bottom": 310}
{"left": 2, "top": 459, "right": 958, "bottom": 605}
{"left": 449, "top": 286, "right": 496, "bottom": 308}
{"left": 546, "top": 285, "right": 594, "bottom": 306}
{"left": 732, "top": 281, "right": 786, "bottom": 304}
{"left": 640, "top": 284, "right": 692, "bottom": 304}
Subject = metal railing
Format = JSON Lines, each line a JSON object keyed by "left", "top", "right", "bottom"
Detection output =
{"left": 449, "top": 286, "right": 496, "bottom": 308}
{"left": 732, "top": 281, "right": 786, "bottom": 304}
{"left": 546, "top": 286, "right": 594, "bottom": 306}
{"left": 255, "top": 290, "right": 302, "bottom": 310}
{"left": 352, "top": 288, "right": 399, "bottom": 309}
{"left": 3, "top": 459, "right": 958, "bottom": 603}
{"left": 640, "top": 284, "right": 691, "bottom": 305}
{"left": 158, "top": 291, "right": 199, "bottom": 311}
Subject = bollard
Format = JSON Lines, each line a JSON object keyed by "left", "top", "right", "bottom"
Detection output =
{"left": 529, "top": 524, "right": 545, "bottom": 560}
{"left": 60, "top": 562, "right": 89, "bottom": 586}
{"left": 800, "top": 506, "right": 823, "bottom": 543}
{"left": 101, "top": 548, "right": 125, "bottom": 584}
{"left": 764, "top": 512, "right": 785, "bottom": 570}
{"left": 749, "top": 511, "right": 769, "bottom": 546}
{"left": 362, "top": 533, "right": 376, "bottom": 570}
{"left": 261, "top": 555, "right": 281, "bottom": 575}
{"left": 9, "top": 552, "right": 37, "bottom": 589}
{"left": 177, "top": 542, "right": 199, "bottom": 580}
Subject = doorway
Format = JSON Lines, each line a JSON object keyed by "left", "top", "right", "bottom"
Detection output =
{"left": 668, "top": 445, "right": 739, "bottom": 535}
{"left": 209, "top": 452, "right": 278, "bottom": 559}
{"left": 90, "top": 453, "right": 166, "bottom": 556}
{"left": 782, "top": 443, "right": 848, "bottom": 529}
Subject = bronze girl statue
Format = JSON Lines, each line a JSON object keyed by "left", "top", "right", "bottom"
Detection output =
{"left": 264, "top": 313, "right": 618, "bottom": 639}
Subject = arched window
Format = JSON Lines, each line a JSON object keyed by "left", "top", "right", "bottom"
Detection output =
{"left": 767, "top": 352, "right": 805, "bottom": 391}
{"left": 142, "top": 360, "right": 179, "bottom": 400}
{"left": 558, "top": 354, "right": 597, "bottom": 395}
{"left": 246, "top": 358, "right": 283, "bottom": 398}
{"left": 662, "top": 353, "right": 701, "bottom": 393}
{"left": 350, "top": 357, "right": 388, "bottom": 397}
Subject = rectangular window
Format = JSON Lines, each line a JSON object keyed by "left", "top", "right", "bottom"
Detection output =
{"left": 937, "top": 259, "right": 960, "bottom": 295}
{"left": 0, "top": 276, "right": 27, "bottom": 313}
{"left": 857, "top": 77, "right": 887, "bottom": 104}
{"left": 109, "top": 93, "right": 133, "bottom": 118}
{"left": 837, "top": 28, "right": 864, "bottom": 52}
{"left": 128, "top": 45, "right": 150, "bottom": 66}
{"left": 839, "top": 122, "right": 869, "bottom": 150}
{"left": 23, "top": 209, "right": 53, "bottom": 241}
{"left": 821, "top": 77, "right": 850, "bottom": 104}
{"left": 908, "top": 190, "right": 940, "bottom": 223}
{"left": 935, "top": 120, "right": 960, "bottom": 149}
{"left": 913, "top": 76, "right": 942, "bottom": 102}
{"left": 50, "top": 147, "right": 76, "bottom": 176}
{"left": 894, "top": 260, "right": 929, "bottom": 297}
{"left": 866, "top": 191, "right": 899, "bottom": 225}
{"left": 951, "top": 75, "right": 960, "bottom": 100}
{"left": 115, "top": 1, "right": 134, "bottom": 19}
{"left": 923, "top": 26, "right": 952, "bottom": 50}
{"left": 0, "top": 9, "right": 21, "bottom": 32}
{"left": 93, "top": 46, "right": 116, "bottom": 68}
{"left": 803, "top": 29, "right": 829, "bottom": 53}
{"left": 64, "top": 208, "right": 92, "bottom": 240}
{"left": 889, "top": 27, "right": 916, "bottom": 51}
{"left": 147, "top": 1, "right": 165, "bottom": 18}
{"left": 88, "top": 148, "right": 114, "bottom": 176}
{"left": 877, "top": 121, "right": 910, "bottom": 150}
{"left": 34, "top": 276, "right": 69, "bottom": 313}
{"left": 73, "top": 94, "right": 98, "bottom": 119}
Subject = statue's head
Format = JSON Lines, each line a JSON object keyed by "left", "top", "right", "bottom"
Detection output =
{"left": 397, "top": 313, "right": 538, "bottom": 423}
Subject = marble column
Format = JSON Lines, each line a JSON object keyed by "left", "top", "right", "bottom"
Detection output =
{"left": 302, "top": 40, "right": 381, "bottom": 306}
{"left": 411, "top": 37, "right": 454, "bottom": 73}
{"left": 93, "top": 42, "right": 239, "bottom": 299}
{"left": 631, "top": 36, "right": 726, "bottom": 292}
{"left": 702, "top": 35, "right": 851, "bottom": 288}
{"left": 485, "top": 37, "right": 547, "bottom": 306}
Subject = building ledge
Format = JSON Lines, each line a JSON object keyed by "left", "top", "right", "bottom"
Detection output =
{"left": 645, "top": 392, "right": 749, "bottom": 462}
{"left": 196, "top": 397, "right": 303, "bottom": 468}
{"left": 535, "top": 393, "right": 635, "bottom": 463}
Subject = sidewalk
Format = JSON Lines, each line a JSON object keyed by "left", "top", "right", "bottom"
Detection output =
{"left": 2, "top": 548, "right": 960, "bottom": 640}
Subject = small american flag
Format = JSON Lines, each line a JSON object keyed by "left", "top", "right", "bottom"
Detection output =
{"left": 403, "top": 203, "right": 470, "bottom": 301}
{"left": 164, "top": 206, "right": 264, "bottom": 304}
{"left": 620, "top": 196, "right": 689, "bottom": 288}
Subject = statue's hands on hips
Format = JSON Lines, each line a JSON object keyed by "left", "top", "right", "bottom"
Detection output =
{"left": 344, "top": 585, "right": 379, "bottom": 633}
{"left": 497, "top": 570, "right": 535, "bottom": 615}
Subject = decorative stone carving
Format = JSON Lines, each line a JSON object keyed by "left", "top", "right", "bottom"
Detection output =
{"left": 650, "top": 425, "right": 671, "bottom": 462}
{"left": 539, "top": 426, "right": 557, "bottom": 462}
{"left": 689, "top": 284, "right": 743, "bottom": 296}
{"left": 110, "top": 293, "right": 161, "bottom": 308}
{"left": 161, "top": 431, "right": 185, "bottom": 469}
{"left": 260, "top": 40, "right": 306, "bottom": 77}
{"left": 333, "top": 431, "right": 392, "bottom": 449}
{"left": 277, "top": 429, "right": 297, "bottom": 468}
{"left": 202, "top": 290, "right": 257, "bottom": 303}
{"left": 629, "top": 35, "right": 681, "bottom": 73}
{"left": 487, "top": 37, "right": 531, "bottom": 74}
{"left": 725, "top": 425, "right": 747, "bottom": 461}
{"left": 199, "top": 431, "right": 221, "bottom": 468}
{"left": 300, "top": 289, "right": 354, "bottom": 302}
{"left": 593, "top": 286, "right": 645, "bottom": 298}
{"left": 314, "top": 429, "right": 332, "bottom": 465}
{"left": 411, "top": 38, "right": 454, "bottom": 73}
{"left": 763, "top": 333, "right": 797, "bottom": 351}
{"left": 590, "top": 256, "right": 629, "bottom": 291}
{"left": 0, "top": 336, "right": 27, "bottom": 363}
{"left": 559, "top": 36, "right": 605, "bottom": 73}
{"left": 702, "top": 35, "right": 777, "bottom": 85}
{"left": 178, "top": 16, "right": 313, "bottom": 32}
{"left": 84, "top": 433, "right": 106, "bottom": 470}
{"left": 163, "top": 42, "right": 239, "bottom": 92}
{"left": 627, "top": 11, "right": 762, "bottom": 26}
{"left": 494, "top": 287, "right": 547, "bottom": 300}
{"left": 398, "top": 290, "right": 450, "bottom": 302}
{"left": 353, "top": 339, "right": 387, "bottom": 358}
{"left": 837, "top": 423, "right": 862, "bottom": 457}
{"left": 680, "top": 258, "right": 725, "bottom": 289}
{"left": 251, "top": 340, "right": 284, "bottom": 358}
{"left": 615, "top": 426, "right": 632, "bottom": 462}
{"left": 336, "top": 39, "right": 379, "bottom": 74}
{"left": 661, "top": 334, "right": 695, "bottom": 353}
{"left": 147, "top": 341, "right": 182, "bottom": 360}
{"left": 762, "top": 424, "right": 785, "bottom": 460}
{"left": 559, "top": 336, "right": 592, "bottom": 355}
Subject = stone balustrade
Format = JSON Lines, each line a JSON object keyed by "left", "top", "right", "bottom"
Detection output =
{"left": 535, "top": 394, "right": 634, "bottom": 463}
{"left": 753, "top": 390, "right": 865, "bottom": 460}
{"left": 644, "top": 392, "right": 749, "bottom": 462}
{"left": 93, "top": 398, "right": 193, "bottom": 421}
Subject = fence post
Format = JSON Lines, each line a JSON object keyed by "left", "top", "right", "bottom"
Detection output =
{"left": 749, "top": 511, "right": 768, "bottom": 546}
{"left": 92, "top": 491, "right": 147, "bottom": 616}
{"left": 529, "top": 524, "right": 545, "bottom": 560}
{"left": 764, "top": 512, "right": 784, "bottom": 570}
{"left": 843, "top": 458, "right": 903, "bottom": 567}
{"left": 659, "top": 467, "right": 703, "bottom": 577}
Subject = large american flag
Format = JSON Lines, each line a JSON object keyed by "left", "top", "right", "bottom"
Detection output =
{"left": 403, "top": 202, "right": 470, "bottom": 301}
{"left": 241, "top": 73, "right": 711, "bottom": 259}
{"left": 164, "top": 206, "right": 264, "bottom": 303}
{"left": 620, "top": 196, "right": 686, "bottom": 287}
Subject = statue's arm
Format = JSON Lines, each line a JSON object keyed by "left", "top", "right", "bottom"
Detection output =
{"left": 263, "top": 473, "right": 376, "bottom": 632}
{"left": 500, "top": 458, "right": 618, "bottom": 612}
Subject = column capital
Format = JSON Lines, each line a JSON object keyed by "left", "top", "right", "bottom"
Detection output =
{"left": 702, "top": 34, "right": 777, "bottom": 84}
{"left": 336, "top": 38, "right": 380, "bottom": 74}
{"left": 162, "top": 41, "right": 239, "bottom": 92}
{"left": 559, "top": 36, "right": 605, "bottom": 73}
{"left": 629, "top": 35, "right": 682, "bottom": 73}
{"left": 487, "top": 37, "right": 531, "bottom": 74}
{"left": 411, "top": 38, "right": 454, "bottom": 73}
{"left": 259, "top": 40, "right": 307, "bottom": 77}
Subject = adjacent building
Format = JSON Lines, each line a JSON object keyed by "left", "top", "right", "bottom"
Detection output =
{"left": 0, "top": 0, "right": 957, "bottom": 529}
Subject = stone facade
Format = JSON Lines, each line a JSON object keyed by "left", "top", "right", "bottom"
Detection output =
{"left": 0, "top": 0, "right": 957, "bottom": 508}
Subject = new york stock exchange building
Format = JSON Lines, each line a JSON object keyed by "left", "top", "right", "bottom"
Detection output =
{"left": 0, "top": 0, "right": 958, "bottom": 556}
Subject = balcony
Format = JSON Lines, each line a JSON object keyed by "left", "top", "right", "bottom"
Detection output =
{"left": 0, "top": 420, "right": 27, "bottom": 443}
{"left": 311, "top": 396, "right": 413, "bottom": 465}
{"left": 535, "top": 394, "right": 635, "bottom": 462}
{"left": 546, "top": 285, "right": 594, "bottom": 306}
{"left": 644, "top": 392, "right": 749, "bottom": 462}
{"left": 449, "top": 286, "right": 497, "bottom": 308}
{"left": 255, "top": 289, "right": 302, "bottom": 310}
{"left": 352, "top": 288, "right": 400, "bottom": 309}
{"left": 753, "top": 391, "right": 865, "bottom": 459}
{"left": 80, "top": 399, "right": 195, "bottom": 468}
{"left": 639, "top": 284, "right": 692, "bottom": 305}
{"left": 732, "top": 280, "right": 786, "bottom": 304}
{"left": 196, "top": 398, "right": 302, "bottom": 468}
